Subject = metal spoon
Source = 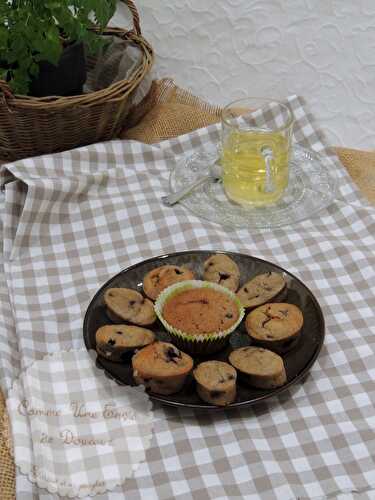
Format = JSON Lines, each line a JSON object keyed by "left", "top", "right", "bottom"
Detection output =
{"left": 261, "top": 146, "right": 275, "bottom": 193}
{"left": 162, "top": 160, "right": 222, "bottom": 207}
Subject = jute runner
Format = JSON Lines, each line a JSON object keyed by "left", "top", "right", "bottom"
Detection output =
{"left": 0, "top": 390, "right": 14, "bottom": 500}
{"left": 0, "top": 78, "right": 374, "bottom": 499}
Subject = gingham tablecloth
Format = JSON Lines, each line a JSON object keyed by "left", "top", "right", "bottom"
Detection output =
{"left": 0, "top": 95, "right": 374, "bottom": 499}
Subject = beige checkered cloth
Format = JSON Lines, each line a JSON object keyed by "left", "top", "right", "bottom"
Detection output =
{"left": 0, "top": 95, "right": 375, "bottom": 499}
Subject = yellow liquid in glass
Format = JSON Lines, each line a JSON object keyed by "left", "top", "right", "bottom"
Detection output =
{"left": 222, "top": 130, "right": 289, "bottom": 207}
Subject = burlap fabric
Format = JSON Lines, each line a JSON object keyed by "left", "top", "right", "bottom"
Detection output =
{"left": 0, "top": 79, "right": 374, "bottom": 500}
{"left": 335, "top": 147, "right": 375, "bottom": 205}
{"left": 0, "top": 390, "right": 14, "bottom": 500}
{"left": 121, "top": 78, "right": 222, "bottom": 143}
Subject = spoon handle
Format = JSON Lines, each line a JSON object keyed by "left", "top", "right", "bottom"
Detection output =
{"left": 162, "top": 174, "right": 211, "bottom": 206}
{"left": 261, "top": 146, "right": 275, "bottom": 193}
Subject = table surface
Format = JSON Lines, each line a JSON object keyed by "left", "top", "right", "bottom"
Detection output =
{"left": 1, "top": 86, "right": 375, "bottom": 499}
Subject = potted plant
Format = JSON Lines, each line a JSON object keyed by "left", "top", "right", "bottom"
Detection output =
{"left": 0, "top": 0, "right": 117, "bottom": 97}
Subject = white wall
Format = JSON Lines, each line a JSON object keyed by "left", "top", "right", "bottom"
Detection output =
{"left": 114, "top": 0, "right": 375, "bottom": 150}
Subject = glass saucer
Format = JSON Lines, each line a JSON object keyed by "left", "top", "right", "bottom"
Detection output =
{"left": 169, "top": 144, "right": 337, "bottom": 229}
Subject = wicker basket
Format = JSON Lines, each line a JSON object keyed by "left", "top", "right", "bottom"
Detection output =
{"left": 0, "top": 0, "right": 153, "bottom": 162}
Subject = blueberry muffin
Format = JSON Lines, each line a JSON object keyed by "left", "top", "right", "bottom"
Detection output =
{"left": 203, "top": 254, "right": 240, "bottom": 292}
{"left": 155, "top": 281, "right": 244, "bottom": 355}
{"left": 194, "top": 360, "right": 237, "bottom": 406}
{"left": 132, "top": 341, "right": 193, "bottom": 395}
{"left": 104, "top": 288, "right": 156, "bottom": 326}
{"left": 162, "top": 286, "right": 239, "bottom": 335}
{"left": 236, "top": 272, "right": 286, "bottom": 309}
{"left": 143, "top": 265, "right": 195, "bottom": 300}
{"left": 96, "top": 325, "right": 155, "bottom": 362}
{"left": 229, "top": 346, "right": 287, "bottom": 389}
{"left": 245, "top": 303, "right": 303, "bottom": 353}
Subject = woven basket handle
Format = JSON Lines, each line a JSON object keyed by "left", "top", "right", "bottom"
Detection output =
{"left": 119, "top": 0, "right": 142, "bottom": 36}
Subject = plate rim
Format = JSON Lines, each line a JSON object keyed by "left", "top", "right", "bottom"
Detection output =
{"left": 83, "top": 250, "right": 325, "bottom": 411}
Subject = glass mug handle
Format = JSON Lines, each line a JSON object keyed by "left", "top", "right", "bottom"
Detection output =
{"left": 261, "top": 146, "right": 275, "bottom": 193}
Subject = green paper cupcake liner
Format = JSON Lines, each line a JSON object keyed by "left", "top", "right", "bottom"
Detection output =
{"left": 154, "top": 280, "right": 245, "bottom": 355}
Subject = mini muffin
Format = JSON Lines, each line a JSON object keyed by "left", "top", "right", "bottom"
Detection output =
{"left": 237, "top": 272, "right": 286, "bottom": 309}
{"left": 104, "top": 288, "right": 156, "bottom": 326}
{"left": 155, "top": 280, "right": 244, "bottom": 355}
{"left": 194, "top": 360, "right": 237, "bottom": 406}
{"left": 203, "top": 254, "right": 240, "bottom": 292}
{"left": 96, "top": 325, "right": 155, "bottom": 362}
{"left": 245, "top": 303, "right": 303, "bottom": 353}
{"left": 132, "top": 341, "right": 193, "bottom": 395}
{"left": 229, "top": 346, "right": 287, "bottom": 389}
{"left": 143, "top": 265, "right": 195, "bottom": 300}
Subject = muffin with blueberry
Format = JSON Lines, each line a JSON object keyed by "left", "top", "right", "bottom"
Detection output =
{"left": 194, "top": 360, "right": 237, "bottom": 406}
{"left": 155, "top": 280, "right": 244, "bottom": 355}
{"left": 132, "top": 341, "right": 193, "bottom": 395}
{"left": 143, "top": 265, "right": 195, "bottom": 300}
{"left": 96, "top": 325, "right": 155, "bottom": 362}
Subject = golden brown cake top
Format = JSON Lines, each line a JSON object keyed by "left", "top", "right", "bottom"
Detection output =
{"left": 132, "top": 342, "right": 193, "bottom": 378}
{"left": 193, "top": 360, "right": 237, "bottom": 391}
{"left": 246, "top": 303, "right": 303, "bottom": 340}
{"left": 229, "top": 346, "right": 285, "bottom": 377}
{"left": 162, "top": 287, "right": 239, "bottom": 335}
{"left": 237, "top": 272, "right": 286, "bottom": 309}
{"left": 143, "top": 265, "right": 195, "bottom": 300}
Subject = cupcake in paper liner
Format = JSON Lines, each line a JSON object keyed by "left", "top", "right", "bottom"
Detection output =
{"left": 155, "top": 280, "right": 245, "bottom": 355}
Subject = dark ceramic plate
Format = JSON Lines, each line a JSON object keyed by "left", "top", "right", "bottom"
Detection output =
{"left": 83, "top": 250, "right": 325, "bottom": 410}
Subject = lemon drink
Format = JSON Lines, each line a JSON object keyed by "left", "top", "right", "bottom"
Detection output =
{"left": 222, "top": 129, "right": 290, "bottom": 207}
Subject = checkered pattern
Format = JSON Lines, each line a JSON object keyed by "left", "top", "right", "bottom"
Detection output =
{"left": 0, "top": 95, "right": 374, "bottom": 499}
{"left": 6, "top": 350, "right": 153, "bottom": 498}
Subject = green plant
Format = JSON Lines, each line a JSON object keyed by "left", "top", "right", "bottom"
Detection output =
{"left": 0, "top": 0, "right": 117, "bottom": 94}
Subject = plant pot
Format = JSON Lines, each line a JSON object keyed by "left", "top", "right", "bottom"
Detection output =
{"left": 30, "top": 41, "right": 87, "bottom": 97}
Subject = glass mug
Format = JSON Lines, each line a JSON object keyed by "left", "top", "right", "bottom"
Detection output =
{"left": 221, "top": 97, "right": 294, "bottom": 207}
